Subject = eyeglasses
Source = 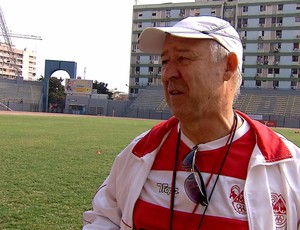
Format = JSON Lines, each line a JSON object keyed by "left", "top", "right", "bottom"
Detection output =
{"left": 182, "top": 145, "right": 208, "bottom": 206}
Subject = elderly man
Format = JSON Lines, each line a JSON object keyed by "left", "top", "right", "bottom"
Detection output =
{"left": 83, "top": 16, "right": 300, "bottom": 230}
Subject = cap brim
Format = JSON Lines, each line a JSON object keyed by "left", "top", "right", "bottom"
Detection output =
{"left": 139, "top": 27, "right": 213, "bottom": 53}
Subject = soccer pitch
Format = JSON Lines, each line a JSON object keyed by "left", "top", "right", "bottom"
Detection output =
{"left": 0, "top": 113, "right": 159, "bottom": 229}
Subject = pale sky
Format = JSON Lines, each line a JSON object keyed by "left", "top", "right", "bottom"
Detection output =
{"left": 0, "top": 0, "right": 193, "bottom": 92}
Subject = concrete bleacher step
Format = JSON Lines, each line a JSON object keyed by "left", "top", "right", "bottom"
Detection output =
{"left": 0, "top": 80, "right": 42, "bottom": 102}
{"left": 127, "top": 87, "right": 300, "bottom": 119}
{"left": 290, "top": 96, "right": 300, "bottom": 117}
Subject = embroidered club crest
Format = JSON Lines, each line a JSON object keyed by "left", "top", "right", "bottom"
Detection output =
{"left": 229, "top": 185, "right": 247, "bottom": 215}
{"left": 271, "top": 192, "right": 287, "bottom": 228}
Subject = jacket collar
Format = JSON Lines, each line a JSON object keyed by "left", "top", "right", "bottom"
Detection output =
{"left": 132, "top": 116, "right": 178, "bottom": 157}
{"left": 133, "top": 110, "right": 292, "bottom": 162}
{"left": 236, "top": 110, "right": 292, "bottom": 162}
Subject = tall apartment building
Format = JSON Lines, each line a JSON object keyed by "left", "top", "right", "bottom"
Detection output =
{"left": 130, "top": 0, "right": 300, "bottom": 97}
{"left": 0, "top": 43, "right": 37, "bottom": 81}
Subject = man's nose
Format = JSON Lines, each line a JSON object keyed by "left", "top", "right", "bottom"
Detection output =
{"left": 162, "top": 62, "right": 180, "bottom": 82}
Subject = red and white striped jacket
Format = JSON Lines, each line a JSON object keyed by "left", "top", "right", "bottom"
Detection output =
{"left": 83, "top": 111, "right": 300, "bottom": 230}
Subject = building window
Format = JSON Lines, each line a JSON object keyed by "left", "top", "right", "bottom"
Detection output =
{"left": 274, "top": 55, "right": 280, "bottom": 63}
{"left": 259, "top": 18, "right": 265, "bottom": 25}
{"left": 152, "top": 12, "right": 157, "bottom": 17}
{"left": 136, "top": 56, "right": 140, "bottom": 63}
{"left": 292, "top": 56, "right": 299, "bottom": 62}
{"left": 260, "top": 5, "right": 266, "bottom": 12}
{"left": 277, "top": 43, "right": 281, "bottom": 49}
{"left": 291, "top": 81, "right": 297, "bottom": 87}
{"left": 237, "top": 19, "right": 242, "bottom": 28}
{"left": 276, "top": 30, "right": 282, "bottom": 39}
{"left": 295, "top": 17, "right": 300, "bottom": 23}
{"left": 211, "top": 8, "right": 216, "bottom": 15}
{"left": 166, "top": 9, "right": 171, "bottom": 18}
{"left": 132, "top": 44, "right": 138, "bottom": 52}
{"left": 268, "top": 68, "right": 273, "bottom": 74}
{"left": 256, "top": 80, "right": 262, "bottom": 87}
{"left": 277, "top": 17, "right": 283, "bottom": 24}
{"left": 273, "top": 81, "right": 279, "bottom": 88}
{"left": 262, "top": 56, "right": 268, "bottom": 65}
{"left": 179, "top": 9, "right": 185, "bottom": 17}
{"left": 257, "top": 68, "right": 262, "bottom": 74}
{"left": 135, "top": 67, "right": 140, "bottom": 74}
{"left": 272, "top": 17, "right": 276, "bottom": 24}
{"left": 291, "top": 68, "right": 297, "bottom": 75}
{"left": 296, "top": 4, "right": 300, "bottom": 10}
{"left": 257, "top": 56, "right": 263, "bottom": 65}
{"left": 293, "top": 43, "right": 299, "bottom": 50}
{"left": 243, "top": 6, "right": 248, "bottom": 12}
{"left": 278, "top": 4, "right": 283, "bottom": 11}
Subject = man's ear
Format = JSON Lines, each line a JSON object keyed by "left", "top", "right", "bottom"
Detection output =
{"left": 224, "top": 52, "right": 238, "bottom": 81}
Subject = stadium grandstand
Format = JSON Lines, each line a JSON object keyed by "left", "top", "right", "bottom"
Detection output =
{"left": 126, "top": 85, "right": 300, "bottom": 128}
{"left": 0, "top": 77, "right": 42, "bottom": 112}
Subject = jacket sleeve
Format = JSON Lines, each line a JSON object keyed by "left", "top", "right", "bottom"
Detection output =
{"left": 285, "top": 140, "right": 300, "bottom": 229}
{"left": 82, "top": 173, "right": 122, "bottom": 229}
{"left": 82, "top": 131, "right": 150, "bottom": 229}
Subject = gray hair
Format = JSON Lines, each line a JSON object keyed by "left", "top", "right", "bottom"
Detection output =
{"left": 209, "top": 40, "right": 242, "bottom": 97}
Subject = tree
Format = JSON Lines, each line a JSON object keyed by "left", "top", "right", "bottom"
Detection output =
{"left": 38, "top": 75, "right": 66, "bottom": 106}
{"left": 47, "top": 77, "right": 66, "bottom": 111}
{"left": 93, "top": 80, "right": 113, "bottom": 99}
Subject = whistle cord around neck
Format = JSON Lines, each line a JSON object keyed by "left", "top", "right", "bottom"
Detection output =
{"left": 169, "top": 129, "right": 181, "bottom": 230}
{"left": 197, "top": 112, "right": 238, "bottom": 229}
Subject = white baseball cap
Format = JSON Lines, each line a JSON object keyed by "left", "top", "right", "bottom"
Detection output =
{"left": 138, "top": 16, "right": 243, "bottom": 72}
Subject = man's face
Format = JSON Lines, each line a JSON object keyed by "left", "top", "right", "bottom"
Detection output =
{"left": 161, "top": 35, "right": 227, "bottom": 121}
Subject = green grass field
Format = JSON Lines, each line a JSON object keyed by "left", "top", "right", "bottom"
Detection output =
{"left": 0, "top": 113, "right": 299, "bottom": 229}
{"left": 0, "top": 114, "right": 160, "bottom": 229}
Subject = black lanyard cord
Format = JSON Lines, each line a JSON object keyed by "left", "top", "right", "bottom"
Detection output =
{"left": 197, "top": 112, "right": 238, "bottom": 229}
{"left": 170, "top": 129, "right": 181, "bottom": 230}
